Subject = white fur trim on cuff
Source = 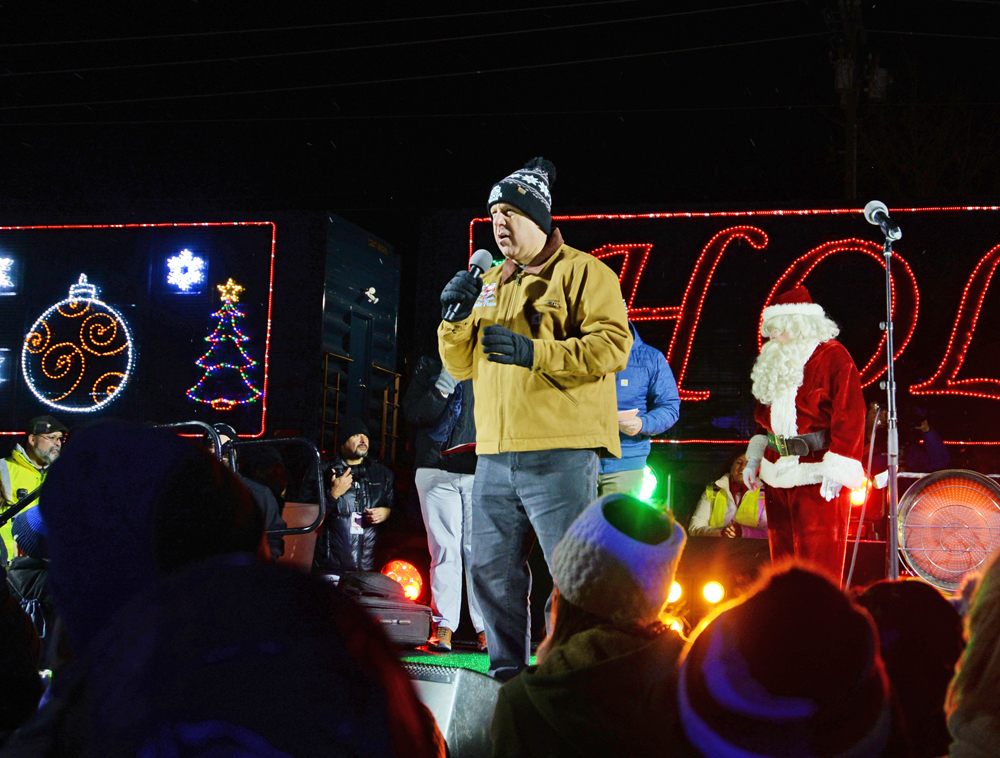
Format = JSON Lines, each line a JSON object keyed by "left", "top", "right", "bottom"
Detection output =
{"left": 820, "top": 450, "right": 865, "bottom": 490}
{"left": 761, "top": 302, "right": 825, "bottom": 323}
{"left": 759, "top": 457, "right": 824, "bottom": 489}
{"left": 745, "top": 434, "right": 768, "bottom": 461}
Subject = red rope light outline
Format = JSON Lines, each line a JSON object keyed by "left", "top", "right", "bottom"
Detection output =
{"left": 576, "top": 230, "right": 770, "bottom": 401}
{"left": 467, "top": 205, "right": 1000, "bottom": 443}
{"left": 759, "top": 238, "right": 919, "bottom": 388}
{"left": 911, "top": 243, "right": 1000, "bottom": 401}
{"left": 591, "top": 243, "right": 652, "bottom": 308}
{"left": 0, "top": 221, "right": 275, "bottom": 438}
{"left": 467, "top": 204, "right": 1000, "bottom": 257}
{"left": 655, "top": 226, "right": 768, "bottom": 401}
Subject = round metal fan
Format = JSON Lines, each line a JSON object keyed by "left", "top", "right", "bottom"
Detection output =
{"left": 898, "top": 469, "right": 1000, "bottom": 591}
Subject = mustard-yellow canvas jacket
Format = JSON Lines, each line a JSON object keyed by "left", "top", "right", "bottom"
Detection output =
{"left": 438, "top": 232, "right": 631, "bottom": 457}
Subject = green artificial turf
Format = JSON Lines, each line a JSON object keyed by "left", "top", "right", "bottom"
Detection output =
{"left": 401, "top": 650, "right": 536, "bottom": 675}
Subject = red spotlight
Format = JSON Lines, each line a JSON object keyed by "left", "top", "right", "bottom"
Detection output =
{"left": 851, "top": 481, "right": 869, "bottom": 506}
{"left": 382, "top": 560, "right": 423, "bottom": 601}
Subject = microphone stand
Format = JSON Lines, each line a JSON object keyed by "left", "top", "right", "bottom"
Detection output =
{"left": 880, "top": 233, "right": 901, "bottom": 580}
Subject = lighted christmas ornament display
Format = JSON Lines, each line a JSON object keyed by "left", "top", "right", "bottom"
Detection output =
{"left": 22, "top": 274, "right": 134, "bottom": 412}
{"left": 187, "top": 278, "right": 262, "bottom": 411}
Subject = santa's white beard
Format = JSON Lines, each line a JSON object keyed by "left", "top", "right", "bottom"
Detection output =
{"left": 751, "top": 338, "right": 819, "bottom": 409}
{"left": 751, "top": 338, "right": 820, "bottom": 478}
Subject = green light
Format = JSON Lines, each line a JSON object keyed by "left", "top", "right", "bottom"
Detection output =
{"left": 639, "top": 465, "right": 657, "bottom": 502}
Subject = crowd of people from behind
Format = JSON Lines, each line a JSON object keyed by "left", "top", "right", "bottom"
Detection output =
{"left": 0, "top": 414, "right": 994, "bottom": 757}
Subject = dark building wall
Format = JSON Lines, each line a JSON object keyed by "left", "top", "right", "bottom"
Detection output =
{"left": 321, "top": 215, "right": 401, "bottom": 455}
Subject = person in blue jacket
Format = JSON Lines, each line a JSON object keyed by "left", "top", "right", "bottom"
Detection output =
{"left": 598, "top": 321, "right": 680, "bottom": 497}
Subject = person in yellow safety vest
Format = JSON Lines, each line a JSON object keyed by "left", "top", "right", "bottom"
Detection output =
{"left": 688, "top": 449, "right": 768, "bottom": 538}
{"left": 0, "top": 416, "right": 67, "bottom": 562}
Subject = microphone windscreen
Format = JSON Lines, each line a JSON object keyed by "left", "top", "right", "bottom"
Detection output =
{"left": 863, "top": 200, "right": 889, "bottom": 226}
{"left": 469, "top": 249, "right": 495, "bottom": 273}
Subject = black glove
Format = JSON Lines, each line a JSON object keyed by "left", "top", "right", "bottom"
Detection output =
{"left": 440, "top": 271, "right": 482, "bottom": 322}
{"left": 481, "top": 325, "right": 534, "bottom": 368}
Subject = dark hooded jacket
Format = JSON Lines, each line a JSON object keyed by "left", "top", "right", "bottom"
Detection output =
{"left": 1, "top": 421, "right": 266, "bottom": 757}
{"left": 240, "top": 474, "right": 285, "bottom": 560}
{"left": 36, "top": 421, "right": 264, "bottom": 655}
{"left": 6, "top": 556, "right": 56, "bottom": 664}
{"left": 1, "top": 555, "right": 442, "bottom": 758}
{"left": 491, "top": 625, "right": 685, "bottom": 757}
{"left": 0, "top": 564, "right": 43, "bottom": 747}
{"left": 402, "top": 355, "right": 477, "bottom": 475}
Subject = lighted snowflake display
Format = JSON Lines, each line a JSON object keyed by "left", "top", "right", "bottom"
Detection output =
{"left": 0, "top": 257, "right": 14, "bottom": 292}
{"left": 22, "top": 274, "right": 135, "bottom": 412}
{"left": 166, "top": 249, "right": 206, "bottom": 292}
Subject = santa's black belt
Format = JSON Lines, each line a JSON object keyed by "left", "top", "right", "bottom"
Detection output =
{"left": 767, "top": 430, "right": 829, "bottom": 457}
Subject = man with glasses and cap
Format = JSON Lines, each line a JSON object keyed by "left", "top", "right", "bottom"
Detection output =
{"left": 0, "top": 416, "right": 67, "bottom": 563}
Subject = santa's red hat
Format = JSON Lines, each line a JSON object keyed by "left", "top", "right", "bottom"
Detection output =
{"left": 761, "top": 285, "right": 826, "bottom": 323}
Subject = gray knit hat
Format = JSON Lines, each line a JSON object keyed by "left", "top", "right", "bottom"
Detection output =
{"left": 551, "top": 493, "right": 686, "bottom": 626}
{"left": 487, "top": 157, "right": 556, "bottom": 234}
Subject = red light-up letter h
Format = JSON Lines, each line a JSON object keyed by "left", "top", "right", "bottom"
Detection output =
{"left": 594, "top": 226, "right": 769, "bottom": 401}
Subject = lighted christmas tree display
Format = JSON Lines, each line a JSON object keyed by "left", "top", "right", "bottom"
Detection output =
{"left": 186, "top": 278, "right": 261, "bottom": 411}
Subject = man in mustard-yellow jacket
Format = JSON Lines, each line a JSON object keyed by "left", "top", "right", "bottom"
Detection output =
{"left": 438, "top": 157, "right": 631, "bottom": 679}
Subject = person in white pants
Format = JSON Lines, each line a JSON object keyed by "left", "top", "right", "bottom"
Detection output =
{"left": 403, "top": 353, "right": 485, "bottom": 652}
{"left": 415, "top": 467, "right": 485, "bottom": 650}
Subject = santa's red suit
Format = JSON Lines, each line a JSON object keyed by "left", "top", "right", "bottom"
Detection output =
{"left": 746, "top": 288, "right": 866, "bottom": 585}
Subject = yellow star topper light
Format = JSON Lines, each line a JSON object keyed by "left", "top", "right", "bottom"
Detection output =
{"left": 217, "top": 278, "right": 244, "bottom": 303}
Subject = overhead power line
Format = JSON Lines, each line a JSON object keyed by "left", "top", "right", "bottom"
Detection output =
{"left": 868, "top": 29, "right": 1000, "bottom": 40}
{"left": 0, "top": 103, "right": 839, "bottom": 127}
{"left": 0, "top": 0, "right": 790, "bottom": 49}
{"left": 0, "top": 31, "right": 831, "bottom": 112}
{"left": 1, "top": 0, "right": 798, "bottom": 78}
{"left": 2, "top": 100, "right": 995, "bottom": 127}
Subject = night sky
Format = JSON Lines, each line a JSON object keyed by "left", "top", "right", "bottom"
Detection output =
{"left": 2, "top": 0, "right": 997, "bottom": 223}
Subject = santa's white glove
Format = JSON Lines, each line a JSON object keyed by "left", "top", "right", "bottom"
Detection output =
{"left": 743, "top": 434, "right": 768, "bottom": 490}
{"left": 744, "top": 458, "right": 762, "bottom": 490}
{"left": 819, "top": 476, "right": 843, "bottom": 502}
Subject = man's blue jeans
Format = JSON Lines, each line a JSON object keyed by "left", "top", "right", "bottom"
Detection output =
{"left": 471, "top": 448, "right": 598, "bottom": 680}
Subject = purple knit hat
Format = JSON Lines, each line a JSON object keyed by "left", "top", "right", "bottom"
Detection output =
{"left": 677, "top": 566, "right": 893, "bottom": 757}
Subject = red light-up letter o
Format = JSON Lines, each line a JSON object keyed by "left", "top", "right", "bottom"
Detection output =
{"left": 760, "top": 238, "right": 919, "bottom": 388}
{"left": 911, "top": 243, "right": 1000, "bottom": 400}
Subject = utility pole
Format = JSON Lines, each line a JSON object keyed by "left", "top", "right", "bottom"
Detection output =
{"left": 834, "top": 0, "right": 865, "bottom": 200}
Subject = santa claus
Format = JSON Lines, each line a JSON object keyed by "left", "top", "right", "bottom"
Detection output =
{"left": 743, "top": 286, "right": 866, "bottom": 584}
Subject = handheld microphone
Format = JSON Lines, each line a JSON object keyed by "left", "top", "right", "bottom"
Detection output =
{"left": 864, "top": 200, "right": 902, "bottom": 241}
{"left": 442, "top": 249, "right": 495, "bottom": 322}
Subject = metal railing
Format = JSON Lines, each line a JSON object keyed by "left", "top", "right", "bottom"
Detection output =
{"left": 0, "top": 426, "right": 328, "bottom": 540}
{"left": 227, "top": 437, "right": 326, "bottom": 536}
{"left": 151, "top": 423, "right": 326, "bottom": 537}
